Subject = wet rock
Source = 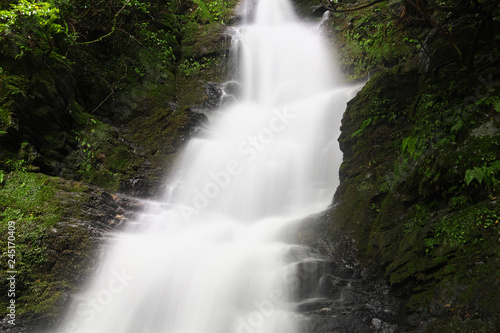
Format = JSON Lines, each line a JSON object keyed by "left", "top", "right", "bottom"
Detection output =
{"left": 289, "top": 212, "right": 405, "bottom": 332}
{"left": 203, "top": 82, "right": 224, "bottom": 110}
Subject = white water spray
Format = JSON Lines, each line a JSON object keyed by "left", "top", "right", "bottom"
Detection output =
{"left": 59, "top": 1, "right": 360, "bottom": 332}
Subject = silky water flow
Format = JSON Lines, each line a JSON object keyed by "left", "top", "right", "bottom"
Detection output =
{"left": 58, "top": 0, "right": 361, "bottom": 332}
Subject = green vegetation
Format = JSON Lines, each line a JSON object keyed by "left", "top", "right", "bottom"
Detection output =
{"left": 0, "top": 172, "right": 60, "bottom": 225}
{"left": 192, "top": 0, "right": 235, "bottom": 23}
{"left": 0, "top": 171, "right": 93, "bottom": 319}
{"left": 327, "top": 2, "right": 421, "bottom": 79}
{"left": 330, "top": 5, "right": 500, "bottom": 323}
{"left": 0, "top": 0, "right": 69, "bottom": 57}
{"left": 0, "top": 0, "right": 238, "bottom": 327}
{"left": 0, "top": 0, "right": 498, "bottom": 330}
{"left": 0, "top": 0, "right": 237, "bottom": 192}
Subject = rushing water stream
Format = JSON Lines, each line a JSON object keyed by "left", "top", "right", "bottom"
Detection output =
{"left": 59, "top": 0, "right": 361, "bottom": 332}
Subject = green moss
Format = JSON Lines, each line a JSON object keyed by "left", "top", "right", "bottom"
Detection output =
{"left": 107, "top": 148, "right": 134, "bottom": 173}
{"left": 0, "top": 172, "right": 60, "bottom": 225}
{"left": 328, "top": 3, "right": 420, "bottom": 79}
{"left": 18, "top": 282, "right": 68, "bottom": 318}
{"left": 331, "top": 39, "right": 500, "bottom": 329}
{"left": 0, "top": 172, "right": 103, "bottom": 321}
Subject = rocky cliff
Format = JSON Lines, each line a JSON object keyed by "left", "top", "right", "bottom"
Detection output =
{"left": 292, "top": 0, "right": 500, "bottom": 331}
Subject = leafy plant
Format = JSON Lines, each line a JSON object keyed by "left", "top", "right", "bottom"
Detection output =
{"left": 464, "top": 161, "right": 500, "bottom": 188}
{"left": 138, "top": 23, "right": 176, "bottom": 63}
{"left": 401, "top": 136, "right": 419, "bottom": 158}
{"left": 179, "top": 56, "right": 216, "bottom": 76}
{"left": 0, "top": 0, "right": 67, "bottom": 56}
{"left": 190, "top": 0, "right": 235, "bottom": 23}
{"left": 74, "top": 130, "right": 98, "bottom": 175}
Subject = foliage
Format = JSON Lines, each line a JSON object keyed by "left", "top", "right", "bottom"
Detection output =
{"left": 324, "top": 0, "right": 500, "bottom": 70}
{"left": 191, "top": 0, "right": 235, "bottom": 23}
{"left": 0, "top": 0, "right": 70, "bottom": 57}
{"left": 351, "top": 117, "right": 373, "bottom": 137}
{"left": 179, "top": 56, "right": 217, "bottom": 76}
{"left": 0, "top": 69, "right": 29, "bottom": 132}
{"left": 0, "top": 172, "right": 61, "bottom": 225}
{"left": 137, "top": 22, "right": 176, "bottom": 63}
{"left": 465, "top": 161, "right": 500, "bottom": 188}
{"left": 331, "top": 4, "right": 420, "bottom": 78}
{"left": 424, "top": 203, "right": 499, "bottom": 250}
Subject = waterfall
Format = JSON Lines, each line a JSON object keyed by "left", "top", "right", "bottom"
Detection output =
{"left": 58, "top": 1, "right": 360, "bottom": 332}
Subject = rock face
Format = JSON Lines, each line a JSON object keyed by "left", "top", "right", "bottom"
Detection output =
{"left": 0, "top": 173, "right": 143, "bottom": 331}
{"left": 290, "top": 213, "right": 404, "bottom": 333}
{"left": 289, "top": 0, "right": 500, "bottom": 331}
{"left": 330, "top": 66, "right": 500, "bottom": 332}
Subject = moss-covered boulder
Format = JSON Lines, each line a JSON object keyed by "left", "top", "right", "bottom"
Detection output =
{"left": 0, "top": 171, "right": 142, "bottom": 330}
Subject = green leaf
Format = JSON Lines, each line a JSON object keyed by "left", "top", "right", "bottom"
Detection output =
{"left": 494, "top": 98, "right": 500, "bottom": 113}
{"left": 191, "top": 0, "right": 212, "bottom": 21}
{"left": 450, "top": 119, "right": 463, "bottom": 133}
{"left": 465, "top": 167, "right": 484, "bottom": 185}
{"left": 351, "top": 117, "right": 372, "bottom": 138}
{"left": 402, "top": 136, "right": 418, "bottom": 157}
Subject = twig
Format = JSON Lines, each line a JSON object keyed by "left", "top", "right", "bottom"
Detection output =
{"left": 91, "top": 64, "right": 128, "bottom": 114}
{"left": 91, "top": 90, "right": 114, "bottom": 114}
{"left": 76, "top": 0, "right": 131, "bottom": 45}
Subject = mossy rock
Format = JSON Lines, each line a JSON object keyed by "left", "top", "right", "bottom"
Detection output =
{"left": 330, "top": 41, "right": 500, "bottom": 330}
{"left": 0, "top": 171, "right": 141, "bottom": 329}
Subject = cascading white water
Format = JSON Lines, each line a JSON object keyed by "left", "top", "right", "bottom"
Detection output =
{"left": 58, "top": 1, "right": 360, "bottom": 332}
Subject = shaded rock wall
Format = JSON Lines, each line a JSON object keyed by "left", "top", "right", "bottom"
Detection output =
{"left": 291, "top": 0, "right": 499, "bottom": 331}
